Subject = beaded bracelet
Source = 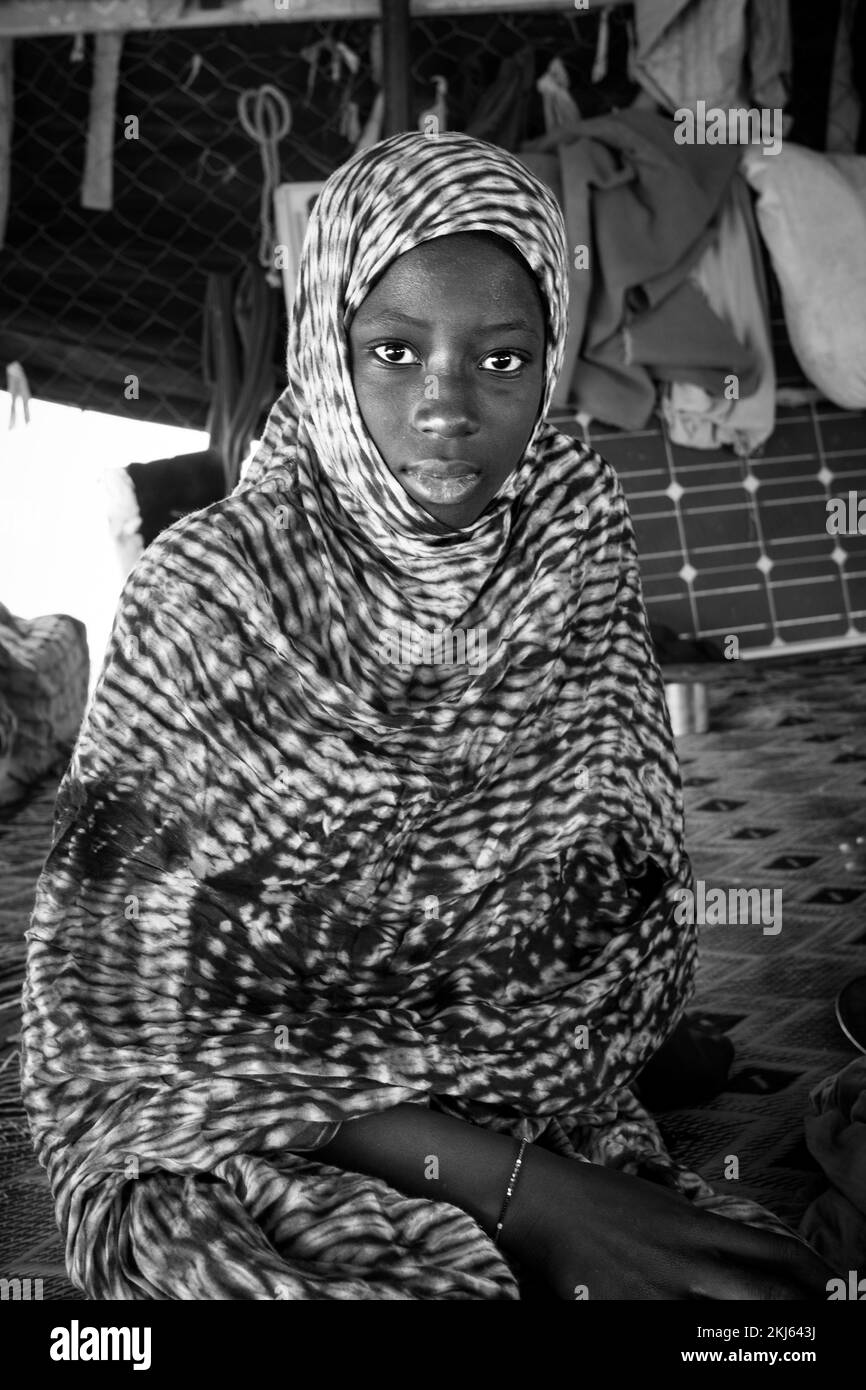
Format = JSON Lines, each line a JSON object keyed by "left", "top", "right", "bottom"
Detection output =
{"left": 493, "top": 1136, "right": 529, "bottom": 1246}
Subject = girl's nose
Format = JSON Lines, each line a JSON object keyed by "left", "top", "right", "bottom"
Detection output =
{"left": 412, "top": 374, "right": 479, "bottom": 440}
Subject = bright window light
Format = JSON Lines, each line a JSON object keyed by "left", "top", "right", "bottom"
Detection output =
{"left": 0, "top": 392, "right": 208, "bottom": 692}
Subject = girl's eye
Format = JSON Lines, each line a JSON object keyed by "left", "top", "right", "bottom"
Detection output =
{"left": 372, "top": 343, "right": 421, "bottom": 366}
{"left": 480, "top": 351, "right": 526, "bottom": 373}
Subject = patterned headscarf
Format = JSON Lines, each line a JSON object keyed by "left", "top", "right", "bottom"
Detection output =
{"left": 21, "top": 132, "right": 715, "bottom": 1302}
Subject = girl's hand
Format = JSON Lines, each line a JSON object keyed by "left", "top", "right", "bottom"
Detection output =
{"left": 507, "top": 1148, "right": 834, "bottom": 1301}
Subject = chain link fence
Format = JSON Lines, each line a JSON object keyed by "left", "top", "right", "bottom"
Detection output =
{"left": 2, "top": 17, "right": 375, "bottom": 429}
{"left": 0, "top": 5, "right": 630, "bottom": 433}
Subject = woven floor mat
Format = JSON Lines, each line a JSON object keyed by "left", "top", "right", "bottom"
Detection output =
{"left": 661, "top": 649, "right": 866, "bottom": 1227}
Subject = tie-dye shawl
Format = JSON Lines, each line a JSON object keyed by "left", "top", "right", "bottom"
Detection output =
{"left": 21, "top": 132, "right": 766, "bottom": 1301}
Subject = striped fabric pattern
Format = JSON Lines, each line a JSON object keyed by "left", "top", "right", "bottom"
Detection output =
{"left": 20, "top": 132, "right": 790, "bottom": 1300}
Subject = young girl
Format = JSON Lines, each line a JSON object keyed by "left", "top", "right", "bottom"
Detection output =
{"left": 21, "top": 131, "right": 830, "bottom": 1300}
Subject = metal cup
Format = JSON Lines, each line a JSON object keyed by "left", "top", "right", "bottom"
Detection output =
{"left": 665, "top": 681, "right": 709, "bottom": 736}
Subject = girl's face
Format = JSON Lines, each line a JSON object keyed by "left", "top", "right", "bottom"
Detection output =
{"left": 348, "top": 232, "right": 547, "bottom": 529}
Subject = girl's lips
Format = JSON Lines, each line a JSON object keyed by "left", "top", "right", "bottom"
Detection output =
{"left": 403, "top": 459, "right": 482, "bottom": 504}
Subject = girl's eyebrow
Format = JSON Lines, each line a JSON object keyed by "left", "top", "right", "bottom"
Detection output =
{"left": 361, "top": 308, "right": 542, "bottom": 340}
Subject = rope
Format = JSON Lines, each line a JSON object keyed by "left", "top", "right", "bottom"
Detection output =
{"left": 236, "top": 84, "right": 292, "bottom": 285}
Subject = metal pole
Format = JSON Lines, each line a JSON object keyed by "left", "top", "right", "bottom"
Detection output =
{"left": 382, "top": 0, "right": 412, "bottom": 136}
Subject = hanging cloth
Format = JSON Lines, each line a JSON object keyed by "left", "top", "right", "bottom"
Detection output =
{"left": 418, "top": 76, "right": 448, "bottom": 136}
{"left": 591, "top": 7, "right": 611, "bottom": 85}
{"left": 661, "top": 174, "right": 776, "bottom": 457}
{"left": 521, "top": 109, "right": 748, "bottom": 428}
{"left": 0, "top": 38, "right": 13, "bottom": 249}
{"left": 632, "top": 0, "right": 790, "bottom": 114}
{"left": 536, "top": 56, "right": 582, "bottom": 136}
{"left": 6, "top": 360, "right": 32, "bottom": 429}
{"left": 826, "top": 0, "right": 863, "bottom": 152}
{"left": 81, "top": 32, "right": 124, "bottom": 211}
{"left": 203, "top": 262, "right": 278, "bottom": 493}
{"left": 464, "top": 47, "right": 535, "bottom": 153}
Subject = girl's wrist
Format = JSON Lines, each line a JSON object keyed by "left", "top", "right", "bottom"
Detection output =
{"left": 495, "top": 1142, "right": 564, "bottom": 1265}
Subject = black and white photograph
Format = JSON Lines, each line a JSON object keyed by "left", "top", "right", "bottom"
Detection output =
{"left": 0, "top": 0, "right": 865, "bottom": 1359}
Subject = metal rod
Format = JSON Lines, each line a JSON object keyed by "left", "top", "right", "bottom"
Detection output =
{"left": 0, "top": 0, "right": 608, "bottom": 38}
{"left": 382, "top": 0, "right": 411, "bottom": 136}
